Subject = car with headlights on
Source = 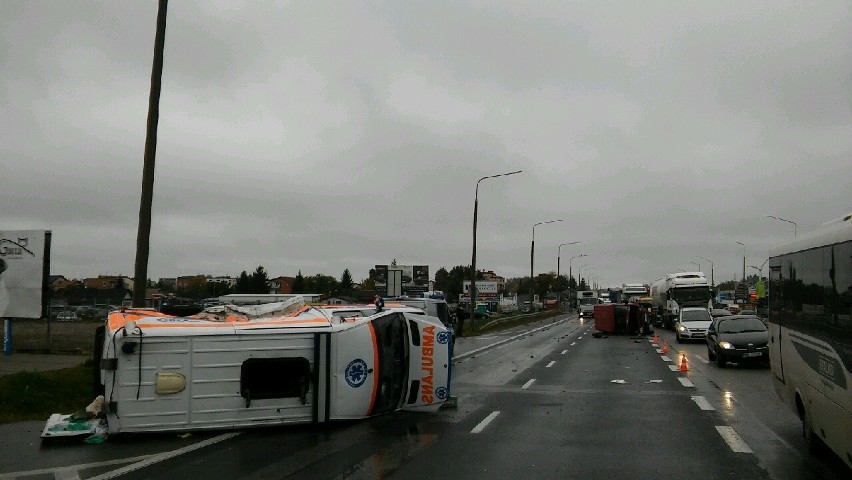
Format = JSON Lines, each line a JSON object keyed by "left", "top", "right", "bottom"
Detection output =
{"left": 674, "top": 307, "right": 712, "bottom": 342}
{"left": 706, "top": 315, "right": 769, "bottom": 367}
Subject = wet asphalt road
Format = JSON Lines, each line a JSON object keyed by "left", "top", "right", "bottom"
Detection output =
{"left": 1, "top": 314, "right": 849, "bottom": 479}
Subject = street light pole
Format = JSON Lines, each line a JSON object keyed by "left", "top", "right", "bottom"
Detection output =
{"left": 468, "top": 170, "right": 522, "bottom": 337}
{"left": 689, "top": 261, "right": 700, "bottom": 272}
{"left": 749, "top": 258, "right": 769, "bottom": 279}
{"left": 530, "top": 220, "right": 563, "bottom": 307}
{"left": 557, "top": 242, "right": 580, "bottom": 309}
{"left": 766, "top": 215, "right": 797, "bottom": 237}
{"left": 736, "top": 241, "right": 746, "bottom": 282}
{"left": 578, "top": 264, "right": 590, "bottom": 289}
{"left": 697, "top": 256, "right": 714, "bottom": 286}
{"left": 567, "top": 254, "right": 586, "bottom": 309}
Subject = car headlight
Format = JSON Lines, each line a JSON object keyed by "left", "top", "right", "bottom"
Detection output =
{"left": 719, "top": 341, "right": 734, "bottom": 350}
{"left": 678, "top": 325, "right": 687, "bottom": 332}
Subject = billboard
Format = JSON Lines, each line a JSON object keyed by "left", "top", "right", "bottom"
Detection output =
{"left": 374, "top": 264, "right": 429, "bottom": 297}
{"left": 0, "top": 230, "right": 50, "bottom": 318}
{"left": 462, "top": 280, "right": 499, "bottom": 298}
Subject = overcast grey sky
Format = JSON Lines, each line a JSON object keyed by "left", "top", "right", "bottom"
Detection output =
{"left": 2, "top": 1, "right": 850, "bottom": 287}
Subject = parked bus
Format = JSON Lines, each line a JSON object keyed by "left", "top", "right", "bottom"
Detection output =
{"left": 767, "top": 212, "right": 851, "bottom": 468}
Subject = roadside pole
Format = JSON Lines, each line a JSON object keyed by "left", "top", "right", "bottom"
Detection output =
{"left": 3, "top": 318, "right": 10, "bottom": 355}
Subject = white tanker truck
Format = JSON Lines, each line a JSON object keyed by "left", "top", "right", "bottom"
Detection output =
{"left": 650, "top": 272, "right": 712, "bottom": 329}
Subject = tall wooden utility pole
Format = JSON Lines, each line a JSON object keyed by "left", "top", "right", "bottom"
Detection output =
{"left": 133, "top": 0, "right": 168, "bottom": 307}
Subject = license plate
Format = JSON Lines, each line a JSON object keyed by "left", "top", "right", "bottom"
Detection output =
{"left": 743, "top": 352, "right": 762, "bottom": 358}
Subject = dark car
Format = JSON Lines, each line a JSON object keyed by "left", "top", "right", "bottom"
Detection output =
{"left": 706, "top": 315, "right": 769, "bottom": 367}
{"left": 710, "top": 308, "right": 733, "bottom": 319}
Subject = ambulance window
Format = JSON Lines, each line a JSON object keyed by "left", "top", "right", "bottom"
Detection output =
{"left": 240, "top": 357, "right": 311, "bottom": 407}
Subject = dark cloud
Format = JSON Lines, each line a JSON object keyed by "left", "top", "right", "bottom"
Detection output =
{"left": 2, "top": 1, "right": 849, "bottom": 287}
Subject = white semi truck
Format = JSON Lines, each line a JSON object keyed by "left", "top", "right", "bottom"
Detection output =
{"left": 650, "top": 272, "right": 712, "bottom": 329}
{"left": 577, "top": 290, "right": 599, "bottom": 318}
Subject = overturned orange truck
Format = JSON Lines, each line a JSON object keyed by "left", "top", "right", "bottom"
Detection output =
{"left": 593, "top": 301, "right": 654, "bottom": 335}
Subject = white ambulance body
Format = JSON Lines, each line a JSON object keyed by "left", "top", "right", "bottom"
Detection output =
{"left": 92, "top": 298, "right": 452, "bottom": 434}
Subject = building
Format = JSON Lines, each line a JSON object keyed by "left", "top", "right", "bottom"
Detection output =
{"left": 478, "top": 270, "right": 506, "bottom": 292}
{"left": 175, "top": 275, "right": 206, "bottom": 291}
{"left": 83, "top": 275, "right": 132, "bottom": 291}
{"left": 268, "top": 276, "right": 296, "bottom": 294}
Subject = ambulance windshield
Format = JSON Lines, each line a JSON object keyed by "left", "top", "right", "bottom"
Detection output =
{"left": 370, "top": 312, "right": 410, "bottom": 415}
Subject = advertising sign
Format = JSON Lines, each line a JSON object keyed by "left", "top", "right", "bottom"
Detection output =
{"left": 374, "top": 264, "right": 429, "bottom": 296}
{"left": 0, "top": 230, "right": 49, "bottom": 318}
{"left": 463, "top": 281, "right": 499, "bottom": 298}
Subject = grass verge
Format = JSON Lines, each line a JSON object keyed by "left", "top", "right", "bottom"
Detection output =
{"left": 0, "top": 361, "right": 95, "bottom": 424}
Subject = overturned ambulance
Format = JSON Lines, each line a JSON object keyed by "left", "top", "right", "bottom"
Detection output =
{"left": 86, "top": 297, "right": 452, "bottom": 435}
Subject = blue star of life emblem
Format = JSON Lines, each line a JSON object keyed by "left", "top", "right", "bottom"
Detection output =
{"left": 345, "top": 359, "right": 368, "bottom": 387}
{"left": 435, "top": 387, "right": 448, "bottom": 400}
{"left": 436, "top": 330, "right": 451, "bottom": 344}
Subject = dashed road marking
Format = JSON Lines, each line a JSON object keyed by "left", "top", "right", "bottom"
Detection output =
{"left": 578, "top": 336, "right": 583, "bottom": 340}
{"left": 661, "top": 355, "right": 672, "bottom": 362}
{"left": 561, "top": 349, "right": 568, "bottom": 354}
{"left": 471, "top": 411, "right": 500, "bottom": 434}
{"left": 521, "top": 379, "right": 535, "bottom": 389}
{"left": 678, "top": 377, "right": 695, "bottom": 387}
{"left": 696, "top": 355, "right": 709, "bottom": 364}
{"left": 546, "top": 361, "right": 555, "bottom": 368}
{"left": 715, "top": 426, "right": 753, "bottom": 453}
{"left": 570, "top": 342, "right": 576, "bottom": 346}
{"left": 668, "top": 365, "right": 680, "bottom": 371}
{"left": 691, "top": 395, "right": 714, "bottom": 410}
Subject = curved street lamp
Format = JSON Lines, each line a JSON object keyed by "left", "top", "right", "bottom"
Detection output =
{"left": 557, "top": 242, "right": 580, "bottom": 281}
{"left": 556, "top": 242, "right": 580, "bottom": 309}
{"left": 577, "top": 264, "right": 591, "bottom": 288}
{"left": 569, "top": 254, "right": 587, "bottom": 285}
{"left": 468, "top": 170, "right": 522, "bottom": 336}
{"left": 530, "top": 219, "right": 563, "bottom": 305}
{"left": 697, "top": 256, "right": 714, "bottom": 286}
{"left": 766, "top": 215, "right": 797, "bottom": 237}
{"left": 689, "top": 261, "right": 700, "bottom": 272}
{"left": 736, "top": 241, "right": 746, "bottom": 282}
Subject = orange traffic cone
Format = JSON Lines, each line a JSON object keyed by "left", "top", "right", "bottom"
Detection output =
{"left": 679, "top": 355, "right": 688, "bottom": 372}
{"left": 661, "top": 340, "right": 669, "bottom": 354}
{"left": 652, "top": 333, "right": 659, "bottom": 346}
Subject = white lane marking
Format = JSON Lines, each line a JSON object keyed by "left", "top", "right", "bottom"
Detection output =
{"left": 471, "top": 411, "right": 500, "bottom": 434}
{"left": 55, "top": 470, "right": 81, "bottom": 480}
{"left": 546, "top": 361, "right": 556, "bottom": 368}
{"left": 678, "top": 377, "right": 695, "bottom": 387}
{"left": 521, "top": 379, "right": 535, "bottom": 389}
{"left": 696, "top": 355, "right": 709, "bottom": 364}
{"left": 655, "top": 348, "right": 663, "bottom": 353}
{"left": 0, "top": 455, "right": 156, "bottom": 480}
{"left": 691, "top": 396, "right": 714, "bottom": 410}
{"left": 668, "top": 365, "right": 680, "bottom": 371}
{"left": 561, "top": 349, "right": 568, "bottom": 354}
{"left": 661, "top": 355, "right": 672, "bottom": 362}
{"left": 570, "top": 342, "right": 576, "bottom": 346}
{"left": 715, "top": 426, "right": 754, "bottom": 453}
{"left": 578, "top": 336, "right": 583, "bottom": 340}
{"left": 89, "top": 432, "right": 241, "bottom": 480}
